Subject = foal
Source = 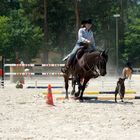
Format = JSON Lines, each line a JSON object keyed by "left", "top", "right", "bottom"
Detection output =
{"left": 115, "top": 77, "right": 126, "bottom": 102}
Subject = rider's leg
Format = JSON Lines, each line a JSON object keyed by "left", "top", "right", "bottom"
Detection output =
{"left": 65, "top": 44, "right": 79, "bottom": 68}
{"left": 61, "top": 53, "right": 76, "bottom": 73}
{"left": 67, "top": 53, "right": 76, "bottom": 67}
{"left": 62, "top": 44, "right": 79, "bottom": 61}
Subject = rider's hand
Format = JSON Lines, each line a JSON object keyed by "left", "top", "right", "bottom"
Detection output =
{"left": 86, "top": 40, "right": 91, "bottom": 44}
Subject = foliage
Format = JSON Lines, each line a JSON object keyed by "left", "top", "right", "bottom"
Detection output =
{"left": 0, "top": 0, "right": 11, "bottom": 16}
{"left": 0, "top": 16, "right": 11, "bottom": 56}
{"left": 0, "top": 10, "right": 44, "bottom": 62}
{"left": 0, "top": 0, "right": 140, "bottom": 65}
{"left": 123, "top": 5, "right": 140, "bottom": 66}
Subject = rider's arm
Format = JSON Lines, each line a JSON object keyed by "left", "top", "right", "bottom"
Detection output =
{"left": 78, "top": 28, "right": 90, "bottom": 43}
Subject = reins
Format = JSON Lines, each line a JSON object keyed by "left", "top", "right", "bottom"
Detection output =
{"left": 84, "top": 53, "right": 99, "bottom": 75}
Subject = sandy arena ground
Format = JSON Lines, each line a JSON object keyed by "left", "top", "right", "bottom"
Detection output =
{"left": 0, "top": 75, "right": 140, "bottom": 140}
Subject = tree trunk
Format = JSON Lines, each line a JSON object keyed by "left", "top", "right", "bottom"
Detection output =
{"left": 75, "top": 0, "right": 80, "bottom": 39}
{"left": 43, "top": 0, "right": 49, "bottom": 63}
{"left": 44, "top": 0, "right": 48, "bottom": 41}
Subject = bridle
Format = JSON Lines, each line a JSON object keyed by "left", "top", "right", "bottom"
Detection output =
{"left": 96, "top": 53, "right": 107, "bottom": 74}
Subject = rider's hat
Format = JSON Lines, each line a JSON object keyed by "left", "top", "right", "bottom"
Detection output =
{"left": 85, "top": 18, "right": 92, "bottom": 24}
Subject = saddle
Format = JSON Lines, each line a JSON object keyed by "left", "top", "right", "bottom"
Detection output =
{"left": 71, "top": 45, "right": 89, "bottom": 67}
{"left": 76, "top": 46, "right": 88, "bottom": 59}
{"left": 66, "top": 45, "right": 88, "bottom": 66}
{"left": 61, "top": 44, "right": 89, "bottom": 73}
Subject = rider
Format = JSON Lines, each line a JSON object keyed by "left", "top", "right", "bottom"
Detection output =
{"left": 62, "top": 18, "right": 96, "bottom": 70}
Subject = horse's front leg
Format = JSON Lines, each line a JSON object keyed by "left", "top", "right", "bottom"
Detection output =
{"left": 74, "top": 75, "right": 82, "bottom": 98}
{"left": 79, "top": 78, "right": 89, "bottom": 101}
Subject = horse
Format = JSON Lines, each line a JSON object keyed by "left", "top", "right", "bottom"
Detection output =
{"left": 122, "top": 67, "right": 132, "bottom": 80}
{"left": 61, "top": 49, "right": 108, "bottom": 101}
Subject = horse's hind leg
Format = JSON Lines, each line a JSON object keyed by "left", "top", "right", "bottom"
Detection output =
{"left": 64, "top": 75, "right": 69, "bottom": 99}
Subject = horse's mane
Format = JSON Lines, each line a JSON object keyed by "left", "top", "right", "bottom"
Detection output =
{"left": 81, "top": 50, "right": 107, "bottom": 61}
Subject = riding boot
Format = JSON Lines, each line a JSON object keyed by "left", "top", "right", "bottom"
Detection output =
{"left": 61, "top": 56, "right": 72, "bottom": 73}
{"left": 64, "top": 54, "right": 75, "bottom": 71}
{"left": 61, "top": 52, "right": 77, "bottom": 73}
{"left": 67, "top": 56, "right": 72, "bottom": 67}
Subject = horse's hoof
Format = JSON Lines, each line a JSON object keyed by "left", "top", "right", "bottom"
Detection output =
{"left": 74, "top": 92, "right": 80, "bottom": 97}
{"left": 79, "top": 98, "right": 84, "bottom": 102}
{"left": 73, "top": 97, "right": 79, "bottom": 100}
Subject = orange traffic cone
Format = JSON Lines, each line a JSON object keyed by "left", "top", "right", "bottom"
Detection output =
{"left": 46, "top": 84, "right": 54, "bottom": 106}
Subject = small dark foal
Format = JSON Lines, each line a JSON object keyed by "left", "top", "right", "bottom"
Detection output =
{"left": 115, "top": 77, "right": 126, "bottom": 102}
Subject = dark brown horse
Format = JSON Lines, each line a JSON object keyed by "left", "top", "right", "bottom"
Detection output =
{"left": 61, "top": 50, "right": 108, "bottom": 101}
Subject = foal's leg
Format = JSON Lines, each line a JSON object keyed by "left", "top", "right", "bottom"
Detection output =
{"left": 118, "top": 90, "right": 124, "bottom": 102}
{"left": 120, "top": 91, "right": 125, "bottom": 102}
{"left": 120, "top": 94, "right": 124, "bottom": 102}
{"left": 115, "top": 91, "right": 118, "bottom": 103}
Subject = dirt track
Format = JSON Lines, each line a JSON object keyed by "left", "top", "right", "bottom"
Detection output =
{"left": 0, "top": 75, "right": 140, "bottom": 140}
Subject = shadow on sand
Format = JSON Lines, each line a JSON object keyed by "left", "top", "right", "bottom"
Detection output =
{"left": 82, "top": 98, "right": 134, "bottom": 105}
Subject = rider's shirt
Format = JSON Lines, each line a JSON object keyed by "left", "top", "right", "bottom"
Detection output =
{"left": 62, "top": 27, "right": 96, "bottom": 60}
{"left": 77, "top": 27, "right": 96, "bottom": 48}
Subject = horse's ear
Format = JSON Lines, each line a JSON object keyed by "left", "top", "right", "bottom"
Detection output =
{"left": 105, "top": 49, "right": 109, "bottom": 54}
{"left": 100, "top": 49, "right": 109, "bottom": 57}
{"left": 100, "top": 51, "right": 105, "bottom": 57}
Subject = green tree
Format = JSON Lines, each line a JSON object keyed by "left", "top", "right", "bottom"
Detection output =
{"left": 0, "top": 0, "right": 11, "bottom": 16}
{"left": 0, "top": 16, "right": 11, "bottom": 56}
{"left": 123, "top": 5, "right": 140, "bottom": 66}
{"left": 1, "top": 0, "right": 140, "bottom": 65}
{"left": 0, "top": 10, "right": 44, "bottom": 62}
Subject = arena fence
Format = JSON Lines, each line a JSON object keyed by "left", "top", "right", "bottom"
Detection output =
{"left": 1, "top": 56, "right": 65, "bottom": 88}
{"left": 0, "top": 56, "right": 138, "bottom": 93}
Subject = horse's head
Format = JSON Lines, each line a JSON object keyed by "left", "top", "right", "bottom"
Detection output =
{"left": 95, "top": 50, "right": 108, "bottom": 76}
